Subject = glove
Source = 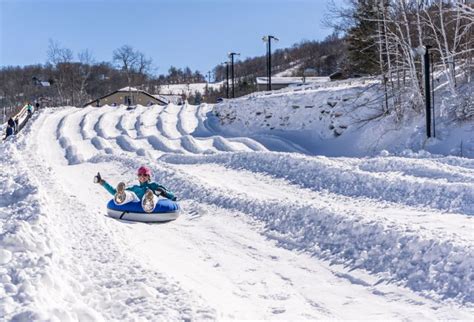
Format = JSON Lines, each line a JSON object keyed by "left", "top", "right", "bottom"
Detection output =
{"left": 155, "top": 188, "right": 177, "bottom": 201}
{"left": 93, "top": 172, "right": 104, "bottom": 184}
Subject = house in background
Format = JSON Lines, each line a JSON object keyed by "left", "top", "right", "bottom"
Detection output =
{"left": 84, "top": 87, "right": 168, "bottom": 107}
{"left": 32, "top": 76, "right": 51, "bottom": 87}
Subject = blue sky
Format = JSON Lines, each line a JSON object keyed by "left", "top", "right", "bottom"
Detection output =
{"left": 0, "top": 0, "right": 338, "bottom": 76}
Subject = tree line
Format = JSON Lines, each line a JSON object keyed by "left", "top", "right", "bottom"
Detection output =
{"left": 213, "top": 33, "right": 346, "bottom": 83}
{"left": 0, "top": 34, "right": 350, "bottom": 107}
{"left": 0, "top": 41, "right": 208, "bottom": 108}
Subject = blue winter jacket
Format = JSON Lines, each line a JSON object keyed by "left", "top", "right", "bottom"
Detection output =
{"left": 102, "top": 180, "right": 177, "bottom": 201}
{"left": 6, "top": 126, "right": 14, "bottom": 137}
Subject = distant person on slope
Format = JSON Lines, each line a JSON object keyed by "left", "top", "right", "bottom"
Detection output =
{"left": 94, "top": 166, "right": 177, "bottom": 213}
{"left": 26, "top": 103, "right": 34, "bottom": 115}
{"left": 4, "top": 124, "right": 14, "bottom": 139}
{"left": 7, "top": 117, "right": 16, "bottom": 133}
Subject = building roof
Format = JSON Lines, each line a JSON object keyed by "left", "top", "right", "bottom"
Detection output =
{"left": 84, "top": 87, "right": 168, "bottom": 107}
{"left": 118, "top": 86, "right": 139, "bottom": 92}
{"left": 152, "top": 95, "right": 170, "bottom": 104}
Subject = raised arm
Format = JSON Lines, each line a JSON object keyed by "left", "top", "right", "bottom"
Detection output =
{"left": 94, "top": 172, "right": 116, "bottom": 196}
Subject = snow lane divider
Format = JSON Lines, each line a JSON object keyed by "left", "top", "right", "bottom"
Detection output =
{"left": 355, "top": 157, "right": 474, "bottom": 184}
{"left": 159, "top": 152, "right": 474, "bottom": 215}
{"left": 56, "top": 112, "right": 84, "bottom": 165}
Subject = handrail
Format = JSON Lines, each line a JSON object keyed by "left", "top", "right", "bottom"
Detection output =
{"left": 3, "top": 104, "right": 34, "bottom": 140}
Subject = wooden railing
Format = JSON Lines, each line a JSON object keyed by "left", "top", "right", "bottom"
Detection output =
{"left": 3, "top": 105, "right": 33, "bottom": 140}
{"left": 1, "top": 106, "right": 24, "bottom": 124}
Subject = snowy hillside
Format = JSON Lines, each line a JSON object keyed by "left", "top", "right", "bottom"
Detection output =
{"left": 214, "top": 77, "right": 474, "bottom": 157}
{"left": 158, "top": 82, "right": 224, "bottom": 96}
{"left": 0, "top": 101, "right": 473, "bottom": 320}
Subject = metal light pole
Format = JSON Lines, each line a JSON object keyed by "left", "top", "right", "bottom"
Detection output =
{"left": 413, "top": 45, "right": 434, "bottom": 139}
{"left": 430, "top": 51, "right": 436, "bottom": 138}
{"left": 228, "top": 52, "right": 240, "bottom": 98}
{"left": 262, "top": 35, "right": 279, "bottom": 91}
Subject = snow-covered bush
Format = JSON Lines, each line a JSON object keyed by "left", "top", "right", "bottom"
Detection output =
{"left": 454, "top": 92, "right": 474, "bottom": 120}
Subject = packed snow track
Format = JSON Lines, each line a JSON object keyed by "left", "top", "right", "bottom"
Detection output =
{"left": 0, "top": 104, "right": 472, "bottom": 320}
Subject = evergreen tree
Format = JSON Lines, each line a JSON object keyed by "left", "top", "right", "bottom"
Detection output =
{"left": 194, "top": 91, "right": 202, "bottom": 105}
{"left": 346, "top": 0, "right": 380, "bottom": 74}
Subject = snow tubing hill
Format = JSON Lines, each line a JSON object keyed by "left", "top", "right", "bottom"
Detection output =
{"left": 106, "top": 199, "right": 180, "bottom": 222}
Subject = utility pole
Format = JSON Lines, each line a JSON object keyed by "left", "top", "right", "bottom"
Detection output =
{"left": 207, "top": 71, "right": 212, "bottom": 83}
{"left": 262, "top": 35, "right": 279, "bottom": 91}
{"left": 228, "top": 52, "right": 240, "bottom": 98}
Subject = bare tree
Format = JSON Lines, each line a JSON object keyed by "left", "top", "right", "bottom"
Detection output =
{"left": 330, "top": 0, "right": 472, "bottom": 120}
{"left": 47, "top": 39, "right": 74, "bottom": 105}
{"left": 419, "top": 0, "right": 473, "bottom": 95}
{"left": 47, "top": 39, "right": 73, "bottom": 65}
{"left": 136, "top": 52, "right": 153, "bottom": 75}
{"left": 113, "top": 45, "right": 137, "bottom": 73}
{"left": 77, "top": 49, "right": 95, "bottom": 105}
{"left": 112, "top": 45, "right": 153, "bottom": 103}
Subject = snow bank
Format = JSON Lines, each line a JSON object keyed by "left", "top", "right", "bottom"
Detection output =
{"left": 213, "top": 78, "right": 474, "bottom": 157}
{"left": 158, "top": 82, "right": 224, "bottom": 96}
{"left": 160, "top": 152, "right": 474, "bottom": 215}
{"left": 0, "top": 131, "right": 86, "bottom": 320}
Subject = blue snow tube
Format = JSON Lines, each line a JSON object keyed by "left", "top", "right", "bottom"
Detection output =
{"left": 106, "top": 199, "right": 180, "bottom": 222}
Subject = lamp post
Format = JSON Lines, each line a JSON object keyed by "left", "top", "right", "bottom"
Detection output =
{"left": 228, "top": 52, "right": 240, "bottom": 98}
{"left": 413, "top": 45, "right": 434, "bottom": 138}
{"left": 262, "top": 35, "right": 279, "bottom": 91}
{"left": 430, "top": 51, "right": 435, "bottom": 138}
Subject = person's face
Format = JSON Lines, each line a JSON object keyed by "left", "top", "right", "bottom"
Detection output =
{"left": 138, "top": 174, "right": 149, "bottom": 183}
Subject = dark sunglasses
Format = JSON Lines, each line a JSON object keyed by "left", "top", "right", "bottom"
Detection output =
{"left": 138, "top": 174, "right": 149, "bottom": 177}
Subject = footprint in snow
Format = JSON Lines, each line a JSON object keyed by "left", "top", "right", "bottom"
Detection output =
{"left": 186, "top": 209, "right": 202, "bottom": 220}
{"left": 271, "top": 307, "right": 286, "bottom": 314}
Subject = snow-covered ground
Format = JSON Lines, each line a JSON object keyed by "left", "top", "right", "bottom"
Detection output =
{"left": 214, "top": 76, "right": 474, "bottom": 157}
{"left": 158, "top": 82, "right": 224, "bottom": 97}
{"left": 1, "top": 88, "right": 473, "bottom": 319}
